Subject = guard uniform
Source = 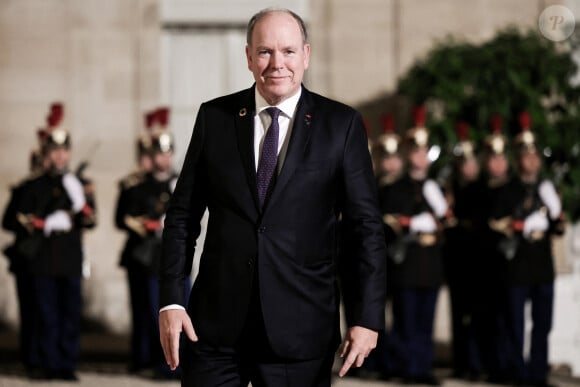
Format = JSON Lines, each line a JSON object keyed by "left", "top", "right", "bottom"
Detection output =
{"left": 2, "top": 175, "right": 42, "bottom": 373}
{"left": 442, "top": 121, "right": 483, "bottom": 379}
{"left": 496, "top": 113, "right": 564, "bottom": 386}
{"left": 116, "top": 107, "right": 187, "bottom": 377}
{"left": 381, "top": 107, "right": 448, "bottom": 385}
{"left": 372, "top": 114, "right": 403, "bottom": 380}
{"left": 475, "top": 115, "right": 513, "bottom": 383}
{"left": 11, "top": 103, "right": 96, "bottom": 380}
{"left": 1, "top": 127, "right": 49, "bottom": 375}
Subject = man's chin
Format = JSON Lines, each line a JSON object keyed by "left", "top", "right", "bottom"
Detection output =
{"left": 260, "top": 84, "right": 298, "bottom": 104}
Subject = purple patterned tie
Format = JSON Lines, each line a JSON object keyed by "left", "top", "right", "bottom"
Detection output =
{"left": 257, "top": 107, "right": 280, "bottom": 208}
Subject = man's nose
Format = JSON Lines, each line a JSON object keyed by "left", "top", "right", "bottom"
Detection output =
{"left": 270, "top": 52, "right": 284, "bottom": 69}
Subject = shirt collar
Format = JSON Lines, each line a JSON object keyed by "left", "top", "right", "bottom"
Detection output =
{"left": 255, "top": 87, "right": 302, "bottom": 119}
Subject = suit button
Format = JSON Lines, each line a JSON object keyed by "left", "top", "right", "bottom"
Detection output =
{"left": 248, "top": 258, "right": 255, "bottom": 267}
{"left": 258, "top": 226, "right": 266, "bottom": 233}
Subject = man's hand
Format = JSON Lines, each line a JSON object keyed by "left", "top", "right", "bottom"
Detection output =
{"left": 159, "top": 309, "right": 198, "bottom": 370}
{"left": 338, "top": 326, "right": 378, "bottom": 377}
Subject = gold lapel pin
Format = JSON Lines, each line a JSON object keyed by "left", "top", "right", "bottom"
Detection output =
{"left": 239, "top": 108, "right": 247, "bottom": 117}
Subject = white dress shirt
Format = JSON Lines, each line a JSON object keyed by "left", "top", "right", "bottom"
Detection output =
{"left": 254, "top": 88, "right": 301, "bottom": 172}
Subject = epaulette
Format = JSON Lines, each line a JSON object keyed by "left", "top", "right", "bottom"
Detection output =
{"left": 119, "top": 170, "right": 145, "bottom": 190}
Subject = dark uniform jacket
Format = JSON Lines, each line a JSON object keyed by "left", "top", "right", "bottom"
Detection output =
{"left": 495, "top": 177, "right": 564, "bottom": 285}
{"left": 443, "top": 178, "right": 485, "bottom": 288}
{"left": 116, "top": 171, "right": 177, "bottom": 273}
{"left": 378, "top": 174, "right": 444, "bottom": 288}
{"left": 2, "top": 175, "right": 39, "bottom": 273}
{"left": 10, "top": 172, "right": 96, "bottom": 277}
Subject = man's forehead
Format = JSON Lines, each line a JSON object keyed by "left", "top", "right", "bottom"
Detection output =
{"left": 252, "top": 12, "right": 302, "bottom": 37}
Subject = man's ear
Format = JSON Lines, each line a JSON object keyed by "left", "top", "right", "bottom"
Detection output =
{"left": 303, "top": 43, "right": 311, "bottom": 70}
{"left": 245, "top": 45, "right": 252, "bottom": 71}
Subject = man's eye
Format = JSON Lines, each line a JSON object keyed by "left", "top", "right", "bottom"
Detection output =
{"left": 258, "top": 50, "right": 270, "bottom": 55}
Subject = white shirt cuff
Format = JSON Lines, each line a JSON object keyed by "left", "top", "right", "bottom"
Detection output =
{"left": 159, "top": 304, "right": 186, "bottom": 313}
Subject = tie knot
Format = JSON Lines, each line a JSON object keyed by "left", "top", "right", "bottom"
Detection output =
{"left": 266, "top": 107, "right": 281, "bottom": 121}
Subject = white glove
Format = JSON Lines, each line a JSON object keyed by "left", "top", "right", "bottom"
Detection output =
{"left": 410, "top": 212, "right": 437, "bottom": 233}
{"left": 538, "top": 180, "right": 561, "bottom": 220}
{"left": 62, "top": 173, "right": 86, "bottom": 213}
{"left": 156, "top": 214, "right": 166, "bottom": 238}
{"left": 44, "top": 210, "right": 72, "bottom": 236}
{"left": 423, "top": 179, "right": 448, "bottom": 218}
{"left": 523, "top": 210, "right": 549, "bottom": 239}
{"left": 169, "top": 177, "right": 178, "bottom": 194}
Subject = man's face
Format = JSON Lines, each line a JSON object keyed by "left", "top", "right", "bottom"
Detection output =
{"left": 48, "top": 147, "right": 70, "bottom": 172}
{"left": 486, "top": 154, "right": 508, "bottom": 179}
{"left": 381, "top": 155, "right": 403, "bottom": 177}
{"left": 246, "top": 12, "right": 310, "bottom": 105}
{"left": 139, "top": 154, "right": 153, "bottom": 172}
{"left": 408, "top": 147, "right": 430, "bottom": 172}
{"left": 153, "top": 151, "right": 172, "bottom": 173}
{"left": 519, "top": 151, "right": 541, "bottom": 176}
{"left": 460, "top": 157, "right": 479, "bottom": 182}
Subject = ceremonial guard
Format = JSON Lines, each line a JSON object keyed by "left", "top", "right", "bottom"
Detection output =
{"left": 9, "top": 103, "right": 96, "bottom": 380}
{"left": 115, "top": 110, "right": 155, "bottom": 373}
{"left": 442, "top": 121, "right": 483, "bottom": 380}
{"left": 476, "top": 114, "right": 513, "bottom": 383}
{"left": 2, "top": 122, "right": 50, "bottom": 376}
{"left": 115, "top": 107, "right": 185, "bottom": 378}
{"left": 380, "top": 107, "right": 448, "bottom": 385}
{"left": 497, "top": 113, "right": 564, "bottom": 387}
{"left": 373, "top": 114, "right": 404, "bottom": 380}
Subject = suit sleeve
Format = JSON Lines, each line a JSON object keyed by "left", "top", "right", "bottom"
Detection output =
{"left": 339, "top": 111, "right": 387, "bottom": 331}
{"left": 160, "top": 105, "right": 209, "bottom": 308}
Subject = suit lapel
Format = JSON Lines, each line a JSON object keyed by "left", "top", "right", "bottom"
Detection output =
{"left": 268, "top": 88, "right": 315, "bottom": 207}
{"left": 234, "top": 87, "right": 260, "bottom": 211}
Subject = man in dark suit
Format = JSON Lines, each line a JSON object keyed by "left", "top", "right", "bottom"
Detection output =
{"left": 159, "top": 7, "right": 387, "bottom": 387}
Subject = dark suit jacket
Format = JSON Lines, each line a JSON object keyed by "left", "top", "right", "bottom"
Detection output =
{"left": 160, "top": 85, "right": 386, "bottom": 360}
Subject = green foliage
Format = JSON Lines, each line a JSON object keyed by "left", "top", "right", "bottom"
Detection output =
{"left": 397, "top": 27, "right": 580, "bottom": 220}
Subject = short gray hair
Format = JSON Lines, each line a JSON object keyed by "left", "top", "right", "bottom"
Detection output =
{"left": 246, "top": 7, "right": 308, "bottom": 46}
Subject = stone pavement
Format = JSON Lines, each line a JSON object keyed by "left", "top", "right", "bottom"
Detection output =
{"left": 0, "top": 371, "right": 579, "bottom": 387}
{"left": 1, "top": 362, "right": 579, "bottom": 387}
{"left": 0, "top": 331, "right": 578, "bottom": 387}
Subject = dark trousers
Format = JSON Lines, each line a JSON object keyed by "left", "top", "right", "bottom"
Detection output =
{"left": 472, "top": 282, "right": 510, "bottom": 380}
{"left": 15, "top": 271, "right": 39, "bottom": 369}
{"left": 358, "top": 329, "right": 391, "bottom": 375}
{"left": 181, "top": 277, "right": 336, "bottom": 387}
{"left": 391, "top": 287, "right": 439, "bottom": 379}
{"left": 506, "top": 283, "right": 554, "bottom": 384}
{"left": 448, "top": 282, "right": 481, "bottom": 375}
{"left": 33, "top": 275, "right": 81, "bottom": 372}
{"left": 127, "top": 266, "right": 191, "bottom": 372}
{"left": 127, "top": 268, "right": 163, "bottom": 370}
{"left": 180, "top": 341, "right": 335, "bottom": 387}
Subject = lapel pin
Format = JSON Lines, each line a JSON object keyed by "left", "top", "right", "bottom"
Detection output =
{"left": 305, "top": 114, "right": 311, "bottom": 125}
{"left": 239, "top": 108, "right": 247, "bottom": 117}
